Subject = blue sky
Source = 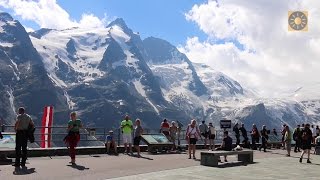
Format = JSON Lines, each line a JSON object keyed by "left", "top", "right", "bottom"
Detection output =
{"left": 1, "top": 0, "right": 207, "bottom": 45}
{"left": 58, "top": 0, "right": 207, "bottom": 45}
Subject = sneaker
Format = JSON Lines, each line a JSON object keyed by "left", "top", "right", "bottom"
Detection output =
{"left": 193, "top": 156, "right": 196, "bottom": 159}
{"left": 307, "top": 159, "right": 312, "bottom": 163}
{"left": 224, "top": 159, "right": 228, "bottom": 162}
{"left": 188, "top": 157, "right": 191, "bottom": 159}
{"left": 286, "top": 154, "right": 290, "bottom": 157}
{"left": 299, "top": 158, "right": 302, "bottom": 163}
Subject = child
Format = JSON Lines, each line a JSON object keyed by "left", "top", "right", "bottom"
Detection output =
{"left": 105, "top": 130, "right": 118, "bottom": 155}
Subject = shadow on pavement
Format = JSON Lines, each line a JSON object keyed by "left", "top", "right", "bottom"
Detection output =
{"left": 130, "top": 154, "right": 154, "bottom": 160}
{"left": 67, "top": 164, "right": 90, "bottom": 171}
{"left": 13, "top": 167, "right": 36, "bottom": 175}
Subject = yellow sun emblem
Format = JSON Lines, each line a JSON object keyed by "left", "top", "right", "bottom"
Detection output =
{"left": 288, "top": 11, "right": 308, "bottom": 31}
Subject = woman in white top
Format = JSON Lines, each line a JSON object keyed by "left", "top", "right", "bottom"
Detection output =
{"left": 208, "top": 123, "right": 216, "bottom": 150}
{"left": 185, "top": 119, "right": 202, "bottom": 159}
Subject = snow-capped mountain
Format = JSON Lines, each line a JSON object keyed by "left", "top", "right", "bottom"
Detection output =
{"left": 0, "top": 12, "right": 319, "bottom": 129}
{"left": 0, "top": 12, "right": 68, "bottom": 124}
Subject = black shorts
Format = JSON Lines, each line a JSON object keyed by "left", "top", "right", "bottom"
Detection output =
{"left": 189, "top": 138, "right": 197, "bottom": 145}
{"left": 209, "top": 134, "right": 215, "bottom": 140}
{"left": 201, "top": 132, "right": 208, "bottom": 138}
{"left": 134, "top": 136, "right": 141, "bottom": 146}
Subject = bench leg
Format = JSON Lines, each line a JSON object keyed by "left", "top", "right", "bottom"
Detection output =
{"left": 201, "top": 155, "right": 219, "bottom": 167}
{"left": 238, "top": 153, "right": 253, "bottom": 163}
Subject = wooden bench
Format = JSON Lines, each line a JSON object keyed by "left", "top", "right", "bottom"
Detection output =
{"left": 201, "top": 150, "right": 253, "bottom": 167}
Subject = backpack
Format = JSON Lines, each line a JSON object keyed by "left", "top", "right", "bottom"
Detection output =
{"left": 302, "top": 131, "right": 308, "bottom": 141}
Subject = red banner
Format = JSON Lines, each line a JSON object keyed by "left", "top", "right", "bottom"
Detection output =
{"left": 40, "top": 106, "right": 54, "bottom": 148}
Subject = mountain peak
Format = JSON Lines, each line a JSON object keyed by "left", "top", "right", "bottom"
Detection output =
{"left": 0, "top": 12, "right": 13, "bottom": 22}
{"left": 107, "top": 18, "right": 128, "bottom": 29}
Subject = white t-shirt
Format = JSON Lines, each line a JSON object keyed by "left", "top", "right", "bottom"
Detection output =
{"left": 312, "top": 127, "right": 317, "bottom": 136}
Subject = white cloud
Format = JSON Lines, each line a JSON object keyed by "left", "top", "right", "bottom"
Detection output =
{"left": 0, "top": 0, "right": 108, "bottom": 29}
{"left": 181, "top": 0, "right": 320, "bottom": 98}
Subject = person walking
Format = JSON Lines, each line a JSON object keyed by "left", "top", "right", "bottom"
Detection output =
{"left": 300, "top": 124, "right": 313, "bottom": 163}
{"left": 186, "top": 119, "right": 202, "bottom": 159}
{"left": 284, "top": 125, "right": 292, "bottom": 157}
{"left": 251, "top": 124, "right": 260, "bottom": 150}
{"left": 121, "top": 115, "right": 133, "bottom": 155}
{"left": 208, "top": 123, "right": 216, "bottom": 150}
{"left": 233, "top": 123, "right": 240, "bottom": 146}
{"left": 14, "top": 107, "right": 34, "bottom": 167}
{"left": 64, "top": 112, "right": 82, "bottom": 165}
{"left": 169, "top": 121, "right": 178, "bottom": 150}
{"left": 293, "top": 125, "right": 302, "bottom": 152}
{"left": 199, "top": 121, "right": 209, "bottom": 148}
{"left": 259, "top": 125, "right": 268, "bottom": 152}
{"left": 134, "top": 119, "right": 143, "bottom": 158}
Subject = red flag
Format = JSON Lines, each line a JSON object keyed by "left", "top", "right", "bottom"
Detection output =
{"left": 40, "top": 106, "right": 54, "bottom": 148}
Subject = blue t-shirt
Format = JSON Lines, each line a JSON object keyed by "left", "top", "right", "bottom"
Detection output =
{"left": 106, "top": 135, "right": 113, "bottom": 142}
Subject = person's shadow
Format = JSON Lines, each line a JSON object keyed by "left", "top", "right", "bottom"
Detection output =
{"left": 130, "top": 154, "right": 153, "bottom": 160}
{"left": 13, "top": 167, "right": 36, "bottom": 175}
{"left": 67, "top": 163, "right": 90, "bottom": 171}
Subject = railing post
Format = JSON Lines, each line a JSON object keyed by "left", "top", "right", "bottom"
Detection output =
{"left": 118, "top": 128, "right": 121, "bottom": 145}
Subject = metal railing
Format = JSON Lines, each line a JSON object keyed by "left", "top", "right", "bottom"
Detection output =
{"left": 1, "top": 125, "right": 282, "bottom": 148}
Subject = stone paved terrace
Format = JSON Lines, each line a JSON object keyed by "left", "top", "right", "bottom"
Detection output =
{"left": 0, "top": 149, "right": 319, "bottom": 180}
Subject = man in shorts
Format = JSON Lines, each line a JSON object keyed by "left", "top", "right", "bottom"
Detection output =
{"left": 121, "top": 115, "right": 133, "bottom": 154}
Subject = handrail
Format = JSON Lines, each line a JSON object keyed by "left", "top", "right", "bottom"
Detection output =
{"left": 1, "top": 124, "right": 282, "bottom": 148}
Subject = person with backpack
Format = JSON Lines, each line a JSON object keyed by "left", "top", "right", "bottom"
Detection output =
{"left": 251, "top": 124, "right": 260, "bottom": 150}
{"left": 293, "top": 124, "right": 302, "bottom": 152}
{"left": 199, "top": 121, "right": 209, "bottom": 148}
{"left": 14, "top": 107, "right": 34, "bottom": 167}
{"left": 186, "top": 119, "right": 202, "bottom": 159}
{"left": 208, "top": 123, "right": 216, "bottom": 150}
{"left": 233, "top": 123, "right": 240, "bottom": 146}
{"left": 299, "top": 124, "right": 313, "bottom": 163}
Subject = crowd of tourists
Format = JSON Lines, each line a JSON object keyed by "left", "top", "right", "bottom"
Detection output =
{"left": 6, "top": 107, "right": 320, "bottom": 168}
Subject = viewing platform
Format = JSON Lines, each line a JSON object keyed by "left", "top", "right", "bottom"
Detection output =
{"left": 0, "top": 148, "right": 319, "bottom": 180}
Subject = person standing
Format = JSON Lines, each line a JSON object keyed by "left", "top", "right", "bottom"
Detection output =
{"left": 169, "top": 121, "right": 178, "bottom": 150}
{"left": 259, "top": 125, "right": 268, "bottom": 152}
{"left": 208, "top": 123, "right": 216, "bottom": 150}
{"left": 316, "top": 125, "right": 320, "bottom": 137}
{"left": 311, "top": 125, "right": 317, "bottom": 145}
{"left": 199, "top": 121, "right": 209, "bottom": 148}
{"left": 121, "top": 115, "right": 133, "bottom": 154}
{"left": 284, "top": 125, "right": 292, "bottom": 157}
{"left": 293, "top": 125, "right": 302, "bottom": 152}
{"left": 251, "top": 124, "right": 260, "bottom": 150}
{"left": 300, "top": 124, "right": 313, "bottom": 163}
{"left": 134, "top": 119, "right": 143, "bottom": 158}
{"left": 160, "top": 119, "right": 170, "bottom": 138}
{"left": 65, "top": 112, "right": 82, "bottom": 165}
{"left": 14, "top": 107, "right": 34, "bottom": 167}
{"left": 281, "top": 124, "right": 287, "bottom": 150}
{"left": 233, "top": 123, "right": 240, "bottom": 146}
{"left": 186, "top": 119, "right": 202, "bottom": 159}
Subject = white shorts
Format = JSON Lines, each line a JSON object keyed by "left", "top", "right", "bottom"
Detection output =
{"left": 122, "top": 134, "right": 132, "bottom": 144}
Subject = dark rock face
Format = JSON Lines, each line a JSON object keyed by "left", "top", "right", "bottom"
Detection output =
{"left": 0, "top": 13, "right": 69, "bottom": 125}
